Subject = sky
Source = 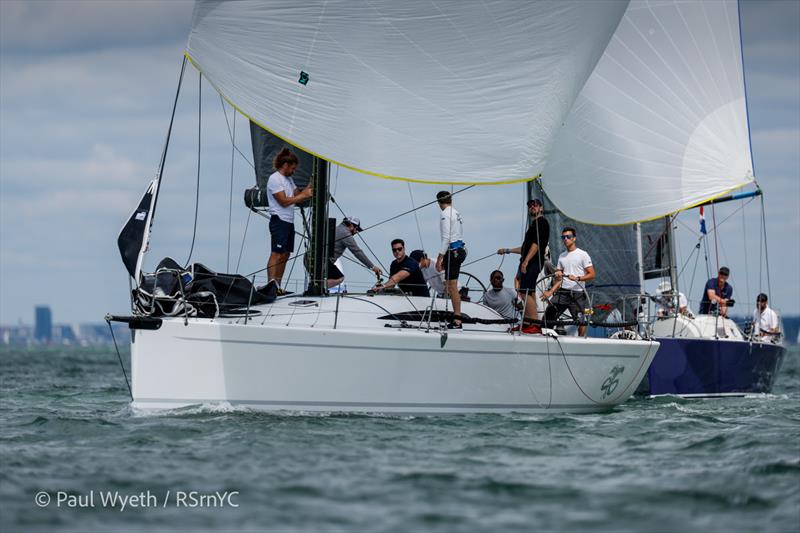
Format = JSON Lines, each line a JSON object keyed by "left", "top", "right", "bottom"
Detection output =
{"left": 1, "top": 0, "right": 798, "bottom": 326}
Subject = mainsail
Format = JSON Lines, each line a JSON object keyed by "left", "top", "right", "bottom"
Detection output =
{"left": 187, "top": 0, "right": 629, "bottom": 184}
{"left": 542, "top": 0, "right": 754, "bottom": 224}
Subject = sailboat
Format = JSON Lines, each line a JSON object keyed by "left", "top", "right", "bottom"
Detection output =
{"left": 108, "top": 0, "right": 670, "bottom": 414}
{"left": 539, "top": 0, "right": 786, "bottom": 397}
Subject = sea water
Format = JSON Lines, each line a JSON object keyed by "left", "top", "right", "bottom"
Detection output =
{"left": 1, "top": 346, "right": 798, "bottom": 532}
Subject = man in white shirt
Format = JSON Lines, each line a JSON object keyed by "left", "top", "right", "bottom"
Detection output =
{"left": 541, "top": 226, "right": 596, "bottom": 336}
{"left": 655, "top": 280, "right": 692, "bottom": 317}
{"left": 752, "top": 293, "right": 780, "bottom": 339}
{"left": 435, "top": 191, "right": 466, "bottom": 329}
{"left": 267, "top": 148, "right": 313, "bottom": 290}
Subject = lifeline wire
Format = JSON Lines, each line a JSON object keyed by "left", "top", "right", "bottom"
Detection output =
{"left": 106, "top": 319, "right": 133, "bottom": 401}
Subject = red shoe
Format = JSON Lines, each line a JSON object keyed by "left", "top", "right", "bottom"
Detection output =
{"left": 522, "top": 325, "right": 541, "bottom": 334}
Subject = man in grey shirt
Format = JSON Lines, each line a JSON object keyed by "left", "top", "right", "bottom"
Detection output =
{"left": 327, "top": 217, "right": 382, "bottom": 288}
{"left": 481, "top": 270, "right": 522, "bottom": 320}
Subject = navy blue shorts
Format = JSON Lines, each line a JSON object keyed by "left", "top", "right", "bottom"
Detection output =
{"left": 269, "top": 215, "right": 295, "bottom": 254}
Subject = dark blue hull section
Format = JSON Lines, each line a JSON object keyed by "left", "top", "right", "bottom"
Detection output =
{"left": 641, "top": 338, "right": 785, "bottom": 396}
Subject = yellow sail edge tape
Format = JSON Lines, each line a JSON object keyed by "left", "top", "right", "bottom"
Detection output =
{"left": 183, "top": 52, "right": 540, "bottom": 187}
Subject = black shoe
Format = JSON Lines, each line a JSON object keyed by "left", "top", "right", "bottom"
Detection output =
{"left": 447, "top": 321, "right": 462, "bottom": 330}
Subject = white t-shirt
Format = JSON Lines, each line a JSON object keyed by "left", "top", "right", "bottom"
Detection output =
{"left": 267, "top": 170, "right": 297, "bottom": 223}
{"left": 656, "top": 292, "right": 688, "bottom": 315}
{"left": 752, "top": 306, "right": 779, "bottom": 333}
{"left": 420, "top": 262, "right": 445, "bottom": 296}
{"left": 556, "top": 248, "right": 593, "bottom": 291}
{"left": 439, "top": 205, "right": 464, "bottom": 254}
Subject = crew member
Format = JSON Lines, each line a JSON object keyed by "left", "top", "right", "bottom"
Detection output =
{"left": 375, "top": 239, "right": 430, "bottom": 297}
{"left": 541, "top": 227, "right": 595, "bottom": 336}
{"left": 699, "top": 267, "right": 733, "bottom": 316}
{"left": 435, "top": 191, "right": 466, "bottom": 329}
{"left": 328, "top": 217, "right": 382, "bottom": 288}
{"left": 267, "top": 148, "right": 313, "bottom": 291}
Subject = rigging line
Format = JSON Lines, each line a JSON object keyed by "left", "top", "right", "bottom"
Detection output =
{"left": 407, "top": 183, "right": 425, "bottom": 250}
{"left": 760, "top": 193, "right": 772, "bottom": 298}
{"left": 362, "top": 185, "right": 474, "bottom": 234}
{"left": 227, "top": 107, "right": 236, "bottom": 272}
{"left": 711, "top": 203, "right": 720, "bottom": 274}
{"left": 463, "top": 251, "right": 500, "bottom": 268}
{"left": 184, "top": 71, "right": 202, "bottom": 268}
{"left": 219, "top": 94, "right": 255, "bottom": 169}
{"left": 328, "top": 196, "right": 387, "bottom": 274}
{"left": 150, "top": 55, "right": 187, "bottom": 229}
{"left": 677, "top": 237, "right": 701, "bottom": 279}
{"left": 235, "top": 209, "right": 252, "bottom": 272}
{"left": 106, "top": 319, "right": 133, "bottom": 401}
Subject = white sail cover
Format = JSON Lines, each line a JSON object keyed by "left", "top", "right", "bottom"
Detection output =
{"left": 187, "top": 0, "right": 628, "bottom": 184}
{"left": 542, "top": 0, "right": 754, "bottom": 224}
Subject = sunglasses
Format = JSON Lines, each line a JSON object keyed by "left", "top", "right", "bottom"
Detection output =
{"left": 492, "top": 276, "right": 504, "bottom": 281}
{"left": 392, "top": 247, "right": 404, "bottom": 252}
{"left": 561, "top": 234, "right": 575, "bottom": 240}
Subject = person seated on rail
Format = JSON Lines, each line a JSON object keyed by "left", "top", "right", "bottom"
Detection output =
{"left": 373, "top": 239, "right": 430, "bottom": 297}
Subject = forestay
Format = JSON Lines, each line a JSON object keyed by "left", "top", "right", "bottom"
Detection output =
{"left": 187, "top": 0, "right": 628, "bottom": 184}
{"left": 542, "top": 0, "right": 753, "bottom": 224}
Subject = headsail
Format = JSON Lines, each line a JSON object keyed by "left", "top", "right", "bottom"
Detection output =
{"left": 187, "top": 0, "right": 629, "bottom": 184}
{"left": 542, "top": 0, "right": 753, "bottom": 224}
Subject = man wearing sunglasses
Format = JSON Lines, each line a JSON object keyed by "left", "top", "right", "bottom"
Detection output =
{"left": 481, "top": 270, "right": 523, "bottom": 320}
{"left": 374, "top": 239, "right": 430, "bottom": 297}
{"left": 541, "top": 227, "right": 595, "bottom": 336}
{"left": 497, "top": 198, "right": 550, "bottom": 326}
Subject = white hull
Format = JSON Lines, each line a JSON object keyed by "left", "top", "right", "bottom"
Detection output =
{"left": 130, "top": 295, "right": 658, "bottom": 414}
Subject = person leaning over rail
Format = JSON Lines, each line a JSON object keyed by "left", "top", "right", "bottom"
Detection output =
{"left": 327, "top": 217, "right": 382, "bottom": 288}
{"left": 541, "top": 227, "right": 595, "bottom": 337}
{"left": 374, "top": 239, "right": 430, "bottom": 297}
{"left": 752, "top": 293, "right": 780, "bottom": 340}
{"left": 435, "top": 191, "right": 466, "bottom": 329}
{"left": 699, "top": 266, "right": 733, "bottom": 317}
{"left": 410, "top": 249, "right": 445, "bottom": 297}
{"left": 266, "top": 148, "right": 312, "bottom": 292}
{"left": 498, "top": 197, "right": 550, "bottom": 327}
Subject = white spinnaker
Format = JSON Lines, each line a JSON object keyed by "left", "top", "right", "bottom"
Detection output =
{"left": 542, "top": 0, "right": 753, "bottom": 224}
{"left": 187, "top": 0, "right": 628, "bottom": 184}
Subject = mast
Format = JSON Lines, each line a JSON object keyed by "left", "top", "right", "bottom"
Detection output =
{"left": 306, "top": 158, "right": 330, "bottom": 296}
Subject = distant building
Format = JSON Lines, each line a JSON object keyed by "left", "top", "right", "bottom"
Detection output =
{"left": 34, "top": 306, "right": 52, "bottom": 344}
{"left": 53, "top": 324, "right": 77, "bottom": 345}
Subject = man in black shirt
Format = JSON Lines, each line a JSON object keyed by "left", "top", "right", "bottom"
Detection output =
{"left": 498, "top": 198, "right": 550, "bottom": 327}
{"left": 374, "top": 239, "right": 430, "bottom": 297}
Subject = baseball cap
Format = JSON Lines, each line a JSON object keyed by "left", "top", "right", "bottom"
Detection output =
{"left": 410, "top": 250, "right": 427, "bottom": 263}
{"left": 344, "top": 217, "right": 363, "bottom": 231}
